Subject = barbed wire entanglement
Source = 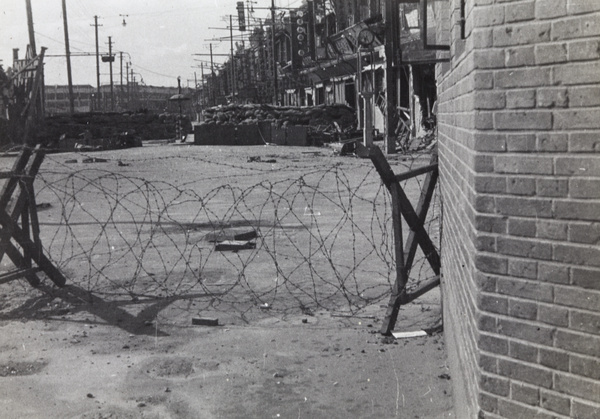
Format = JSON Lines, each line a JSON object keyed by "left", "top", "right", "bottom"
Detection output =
{"left": 26, "top": 146, "right": 440, "bottom": 316}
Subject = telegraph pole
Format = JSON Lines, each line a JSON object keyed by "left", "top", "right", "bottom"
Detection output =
{"left": 61, "top": 0, "right": 75, "bottom": 115}
{"left": 197, "top": 67, "right": 202, "bottom": 110}
{"left": 108, "top": 36, "right": 114, "bottom": 111}
{"left": 92, "top": 16, "right": 102, "bottom": 111}
{"left": 229, "top": 15, "right": 236, "bottom": 102}
{"left": 25, "top": 0, "right": 36, "bottom": 55}
{"left": 210, "top": 43, "right": 215, "bottom": 105}
{"left": 126, "top": 61, "right": 130, "bottom": 106}
{"left": 120, "top": 51, "right": 123, "bottom": 108}
{"left": 130, "top": 67, "right": 135, "bottom": 107}
{"left": 385, "top": 0, "right": 400, "bottom": 154}
{"left": 270, "top": 0, "right": 279, "bottom": 104}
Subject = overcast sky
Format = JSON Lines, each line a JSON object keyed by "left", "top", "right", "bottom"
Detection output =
{"left": 1, "top": 0, "right": 302, "bottom": 88}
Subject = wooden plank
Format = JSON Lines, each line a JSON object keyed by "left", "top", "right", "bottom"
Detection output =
{"left": 20, "top": 48, "right": 45, "bottom": 120}
{"left": 395, "top": 181, "right": 441, "bottom": 275}
{"left": 0, "top": 147, "right": 34, "bottom": 209}
{"left": 233, "top": 230, "right": 258, "bottom": 241}
{"left": 21, "top": 198, "right": 32, "bottom": 270}
{"left": 23, "top": 179, "right": 42, "bottom": 247}
{"left": 392, "top": 330, "right": 428, "bottom": 339}
{"left": 403, "top": 275, "right": 441, "bottom": 304}
{"left": 0, "top": 172, "right": 34, "bottom": 179}
{"left": 192, "top": 317, "right": 219, "bottom": 326}
{"left": 0, "top": 268, "right": 41, "bottom": 285}
{"left": 3, "top": 242, "right": 41, "bottom": 286}
{"left": 394, "top": 163, "right": 438, "bottom": 182}
{"left": 403, "top": 155, "right": 440, "bottom": 274}
{"left": 369, "top": 146, "right": 397, "bottom": 188}
{"left": 215, "top": 240, "right": 256, "bottom": 251}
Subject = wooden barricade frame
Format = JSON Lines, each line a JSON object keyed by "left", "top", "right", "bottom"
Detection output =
{"left": 370, "top": 147, "right": 440, "bottom": 335}
{"left": 0, "top": 145, "right": 67, "bottom": 288}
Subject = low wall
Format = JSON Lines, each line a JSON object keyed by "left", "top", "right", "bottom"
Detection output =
{"left": 194, "top": 124, "right": 308, "bottom": 147}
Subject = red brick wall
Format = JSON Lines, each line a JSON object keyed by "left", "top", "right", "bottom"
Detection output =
{"left": 436, "top": 1, "right": 600, "bottom": 417}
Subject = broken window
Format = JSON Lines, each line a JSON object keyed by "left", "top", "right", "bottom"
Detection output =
{"left": 398, "top": 0, "right": 450, "bottom": 63}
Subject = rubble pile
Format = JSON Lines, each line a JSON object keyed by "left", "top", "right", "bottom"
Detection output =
{"left": 200, "top": 104, "right": 356, "bottom": 131}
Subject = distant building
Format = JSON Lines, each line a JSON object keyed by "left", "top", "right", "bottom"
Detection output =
{"left": 44, "top": 84, "right": 195, "bottom": 116}
{"left": 45, "top": 85, "right": 95, "bottom": 114}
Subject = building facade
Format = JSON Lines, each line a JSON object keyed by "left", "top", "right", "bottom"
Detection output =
{"left": 44, "top": 84, "right": 95, "bottom": 114}
{"left": 436, "top": 0, "right": 600, "bottom": 417}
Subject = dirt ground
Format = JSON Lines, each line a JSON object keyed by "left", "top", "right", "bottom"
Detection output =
{"left": 0, "top": 138, "right": 454, "bottom": 418}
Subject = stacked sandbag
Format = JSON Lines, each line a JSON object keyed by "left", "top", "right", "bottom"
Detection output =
{"left": 200, "top": 104, "right": 356, "bottom": 131}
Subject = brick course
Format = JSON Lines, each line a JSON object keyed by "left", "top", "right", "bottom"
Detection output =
{"left": 437, "top": 0, "right": 600, "bottom": 417}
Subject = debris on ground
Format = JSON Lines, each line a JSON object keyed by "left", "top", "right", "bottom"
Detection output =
{"left": 248, "top": 156, "right": 277, "bottom": 163}
{"left": 215, "top": 240, "right": 256, "bottom": 251}
{"left": 191, "top": 317, "right": 219, "bottom": 326}
{"left": 233, "top": 231, "right": 258, "bottom": 241}
{"left": 327, "top": 139, "right": 358, "bottom": 156}
{"left": 82, "top": 157, "right": 108, "bottom": 163}
{"left": 392, "top": 330, "right": 428, "bottom": 339}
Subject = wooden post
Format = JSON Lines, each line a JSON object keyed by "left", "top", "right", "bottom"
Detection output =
{"left": 385, "top": 0, "right": 400, "bottom": 154}
{"left": 61, "top": 0, "right": 75, "bottom": 115}
{"left": 25, "top": 0, "right": 37, "bottom": 55}
{"left": 380, "top": 181, "right": 408, "bottom": 335}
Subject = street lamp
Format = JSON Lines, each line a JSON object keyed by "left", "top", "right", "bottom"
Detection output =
{"left": 169, "top": 76, "right": 190, "bottom": 142}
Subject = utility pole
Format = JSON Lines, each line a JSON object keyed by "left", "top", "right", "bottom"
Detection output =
{"left": 210, "top": 43, "right": 215, "bottom": 105}
{"left": 119, "top": 51, "right": 123, "bottom": 93}
{"left": 92, "top": 16, "right": 102, "bottom": 111}
{"left": 126, "top": 61, "right": 130, "bottom": 107}
{"left": 308, "top": 0, "right": 316, "bottom": 61}
{"left": 61, "top": 0, "right": 75, "bottom": 115}
{"left": 25, "top": 0, "right": 36, "bottom": 55}
{"left": 385, "top": 0, "right": 400, "bottom": 154}
{"left": 108, "top": 36, "right": 114, "bottom": 111}
{"left": 176, "top": 76, "right": 182, "bottom": 141}
{"left": 117, "top": 51, "right": 123, "bottom": 110}
{"left": 270, "top": 0, "right": 279, "bottom": 105}
{"left": 323, "top": 0, "right": 329, "bottom": 38}
{"left": 240, "top": 40, "right": 246, "bottom": 94}
{"left": 25, "top": 0, "right": 45, "bottom": 117}
{"left": 230, "top": 15, "right": 236, "bottom": 102}
{"left": 130, "top": 67, "right": 135, "bottom": 107}
{"left": 194, "top": 70, "right": 199, "bottom": 113}
{"left": 197, "top": 66, "right": 202, "bottom": 110}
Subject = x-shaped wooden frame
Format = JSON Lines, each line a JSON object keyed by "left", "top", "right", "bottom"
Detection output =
{"left": 0, "top": 145, "right": 66, "bottom": 288}
{"left": 370, "top": 147, "right": 440, "bottom": 335}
